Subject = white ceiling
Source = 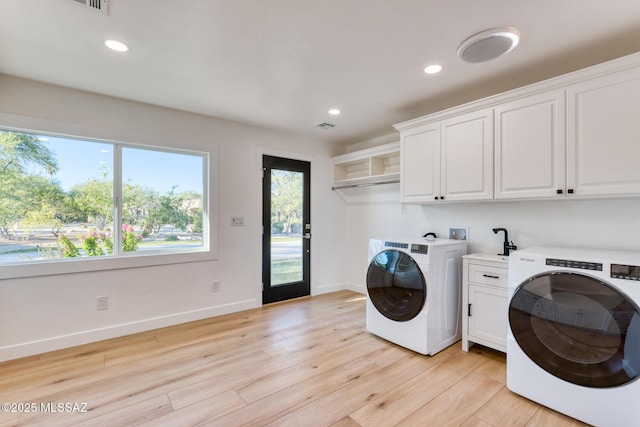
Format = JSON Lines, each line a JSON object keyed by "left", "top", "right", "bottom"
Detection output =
{"left": 2, "top": 1, "right": 640, "bottom": 146}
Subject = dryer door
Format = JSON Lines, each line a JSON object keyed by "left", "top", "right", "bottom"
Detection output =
{"left": 366, "top": 250, "right": 426, "bottom": 322}
{"left": 509, "top": 272, "right": 640, "bottom": 388}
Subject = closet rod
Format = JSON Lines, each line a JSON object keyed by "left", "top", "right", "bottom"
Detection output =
{"left": 331, "top": 180, "right": 400, "bottom": 191}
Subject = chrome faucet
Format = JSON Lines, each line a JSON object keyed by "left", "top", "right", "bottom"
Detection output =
{"left": 492, "top": 228, "right": 517, "bottom": 256}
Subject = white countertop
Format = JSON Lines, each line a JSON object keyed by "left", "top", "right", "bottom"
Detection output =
{"left": 463, "top": 253, "right": 509, "bottom": 264}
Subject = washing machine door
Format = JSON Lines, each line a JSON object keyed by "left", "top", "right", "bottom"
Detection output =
{"left": 509, "top": 271, "right": 640, "bottom": 388}
{"left": 366, "top": 250, "right": 426, "bottom": 322}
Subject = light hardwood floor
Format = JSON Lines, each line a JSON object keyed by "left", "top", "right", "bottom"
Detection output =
{"left": 0, "top": 290, "right": 588, "bottom": 427}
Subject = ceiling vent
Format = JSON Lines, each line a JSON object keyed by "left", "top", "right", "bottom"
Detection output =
{"left": 315, "top": 122, "right": 336, "bottom": 129}
{"left": 73, "top": 0, "right": 109, "bottom": 15}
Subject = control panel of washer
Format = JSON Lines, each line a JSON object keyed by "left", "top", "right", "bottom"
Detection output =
{"left": 611, "top": 264, "right": 640, "bottom": 281}
{"left": 384, "top": 241, "right": 408, "bottom": 249}
{"left": 546, "top": 258, "right": 602, "bottom": 271}
{"left": 410, "top": 244, "right": 428, "bottom": 255}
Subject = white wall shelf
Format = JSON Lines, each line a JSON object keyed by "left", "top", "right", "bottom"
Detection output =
{"left": 331, "top": 142, "right": 400, "bottom": 190}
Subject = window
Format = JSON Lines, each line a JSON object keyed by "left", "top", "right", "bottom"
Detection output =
{"left": 0, "top": 128, "right": 211, "bottom": 276}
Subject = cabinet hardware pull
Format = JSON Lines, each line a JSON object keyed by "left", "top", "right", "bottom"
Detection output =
{"left": 434, "top": 196, "right": 439, "bottom": 200}
{"left": 568, "top": 189, "right": 574, "bottom": 194}
{"left": 468, "top": 303, "right": 472, "bottom": 317}
{"left": 482, "top": 274, "right": 500, "bottom": 279}
{"left": 557, "top": 189, "right": 563, "bottom": 194}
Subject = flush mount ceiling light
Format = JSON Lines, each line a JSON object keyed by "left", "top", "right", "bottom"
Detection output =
{"left": 328, "top": 108, "right": 341, "bottom": 115}
{"left": 104, "top": 39, "right": 129, "bottom": 52}
{"left": 457, "top": 27, "right": 520, "bottom": 63}
{"left": 424, "top": 64, "right": 443, "bottom": 74}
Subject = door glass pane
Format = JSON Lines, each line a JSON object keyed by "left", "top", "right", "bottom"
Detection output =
{"left": 366, "top": 249, "right": 426, "bottom": 322}
{"left": 270, "top": 169, "right": 303, "bottom": 286}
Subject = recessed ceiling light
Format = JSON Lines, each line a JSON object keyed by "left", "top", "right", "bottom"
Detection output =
{"left": 424, "top": 64, "right": 443, "bottom": 74}
{"left": 328, "top": 108, "right": 341, "bottom": 115}
{"left": 457, "top": 27, "right": 520, "bottom": 63}
{"left": 104, "top": 39, "right": 129, "bottom": 52}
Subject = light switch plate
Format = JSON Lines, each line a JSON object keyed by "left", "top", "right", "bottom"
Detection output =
{"left": 231, "top": 216, "right": 244, "bottom": 226}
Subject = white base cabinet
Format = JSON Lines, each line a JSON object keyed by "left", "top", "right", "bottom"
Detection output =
{"left": 462, "top": 254, "right": 509, "bottom": 353}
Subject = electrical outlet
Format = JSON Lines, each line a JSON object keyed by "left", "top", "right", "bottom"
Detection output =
{"left": 231, "top": 216, "right": 244, "bottom": 226}
{"left": 211, "top": 280, "right": 221, "bottom": 292}
{"left": 97, "top": 296, "right": 109, "bottom": 311}
{"left": 448, "top": 227, "right": 469, "bottom": 241}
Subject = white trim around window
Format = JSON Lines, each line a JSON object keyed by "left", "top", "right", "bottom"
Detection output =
{"left": 0, "top": 114, "right": 219, "bottom": 280}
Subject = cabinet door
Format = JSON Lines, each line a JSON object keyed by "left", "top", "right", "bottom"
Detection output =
{"left": 494, "top": 90, "right": 566, "bottom": 199}
{"left": 468, "top": 284, "right": 507, "bottom": 350}
{"left": 441, "top": 109, "right": 494, "bottom": 201}
{"left": 567, "top": 70, "right": 640, "bottom": 196}
{"left": 400, "top": 123, "right": 440, "bottom": 203}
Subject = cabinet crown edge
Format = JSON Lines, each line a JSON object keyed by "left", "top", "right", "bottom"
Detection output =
{"left": 394, "top": 50, "right": 640, "bottom": 131}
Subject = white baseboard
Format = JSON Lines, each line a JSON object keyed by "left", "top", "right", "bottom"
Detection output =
{"left": 0, "top": 299, "right": 258, "bottom": 362}
{"left": 344, "top": 282, "right": 365, "bottom": 294}
{"left": 312, "top": 281, "right": 348, "bottom": 295}
{"left": 312, "top": 281, "right": 366, "bottom": 296}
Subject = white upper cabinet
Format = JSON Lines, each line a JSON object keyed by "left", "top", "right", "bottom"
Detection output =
{"left": 441, "top": 109, "right": 494, "bottom": 201}
{"left": 395, "top": 52, "right": 640, "bottom": 204}
{"left": 400, "top": 122, "right": 440, "bottom": 203}
{"left": 567, "top": 70, "right": 640, "bottom": 196}
{"left": 400, "top": 109, "right": 493, "bottom": 203}
{"left": 494, "top": 90, "right": 566, "bottom": 199}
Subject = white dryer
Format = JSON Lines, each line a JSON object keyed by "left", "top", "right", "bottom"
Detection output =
{"left": 366, "top": 238, "right": 467, "bottom": 355}
{"left": 508, "top": 247, "right": 640, "bottom": 427}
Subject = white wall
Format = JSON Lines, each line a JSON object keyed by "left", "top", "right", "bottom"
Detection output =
{"left": 0, "top": 75, "right": 348, "bottom": 361}
{"left": 345, "top": 195, "right": 640, "bottom": 293}
{"left": 5, "top": 74, "right": 639, "bottom": 362}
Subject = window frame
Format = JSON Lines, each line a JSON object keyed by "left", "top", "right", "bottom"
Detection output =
{"left": 0, "top": 122, "right": 218, "bottom": 280}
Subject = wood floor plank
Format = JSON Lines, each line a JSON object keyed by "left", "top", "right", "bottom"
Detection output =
{"left": 265, "top": 353, "right": 441, "bottom": 427}
{"left": 72, "top": 394, "right": 173, "bottom": 427}
{"left": 237, "top": 334, "right": 387, "bottom": 404}
{"left": 527, "top": 407, "right": 590, "bottom": 427}
{"left": 139, "top": 389, "right": 246, "bottom": 427}
{"left": 202, "top": 357, "right": 383, "bottom": 427}
{"left": 329, "top": 416, "right": 362, "bottom": 427}
{"left": 361, "top": 338, "right": 416, "bottom": 367}
{"left": 395, "top": 372, "right": 503, "bottom": 427}
{"left": 350, "top": 357, "right": 465, "bottom": 426}
{"left": 0, "top": 290, "right": 589, "bottom": 427}
{"left": 473, "top": 387, "right": 539, "bottom": 426}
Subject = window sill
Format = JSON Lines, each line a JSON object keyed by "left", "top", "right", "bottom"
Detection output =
{"left": 0, "top": 248, "right": 217, "bottom": 280}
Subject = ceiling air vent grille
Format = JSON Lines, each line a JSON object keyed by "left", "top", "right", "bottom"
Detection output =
{"left": 73, "top": 0, "right": 109, "bottom": 15}
{"left": 314, "top": 122, "right": 336, "bottom": 129}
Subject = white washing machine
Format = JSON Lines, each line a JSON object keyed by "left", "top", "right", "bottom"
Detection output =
{"left": 508, "top": 247, "right": 640, "bottom": 427}
{"left": 366, "top": 237, "right": 467, "bottom": 355}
